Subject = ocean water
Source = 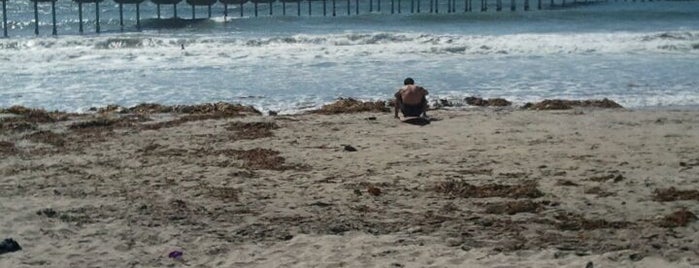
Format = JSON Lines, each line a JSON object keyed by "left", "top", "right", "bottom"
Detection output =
{"left": 0, "top": 1, "right": 698, "bottom": 113}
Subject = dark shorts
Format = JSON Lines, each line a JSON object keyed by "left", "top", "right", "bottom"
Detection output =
{"left": 401, "top": 103, "right": 423, "bottom": 117}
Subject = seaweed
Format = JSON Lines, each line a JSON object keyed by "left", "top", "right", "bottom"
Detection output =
{"left": 523, "top": 99, "right": 623, "bottom": 110}
{"left": 435, "top": 179, "right": 544, "bottom": 199}
{"left": 657, "top": 208, "right": 697, "bottom": 228}
{"left": 308, "top": 98, "right": 389, "bottom": 114}
{"left": 653, "top": 187, "right": 699, "bottom": 202}
{"left": 226, "top": 121, "right": 279, "bottom": 140}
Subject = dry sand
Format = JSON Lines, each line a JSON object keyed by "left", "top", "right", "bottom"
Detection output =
{"left": 1, "top": 105, "right": 698, "bottom": 267}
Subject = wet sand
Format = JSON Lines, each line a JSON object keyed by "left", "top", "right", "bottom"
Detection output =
{"left": 1, "top": 104, "right": 698, "bottom": 267}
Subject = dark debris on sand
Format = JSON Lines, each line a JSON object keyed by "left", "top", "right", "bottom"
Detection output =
{"left": 484, "top": 200, "right": 543, "bottom": 215}
{"left": 435, "top": 179, "right": 544, "bottom": 199}
{"left": 121, "top": 102, "right": 261, "bottom": 116}
{"left": 69, "top": 115, "right": 150, "bottom": 131}
{"left": 523, "top": 99, "right": 623, "bottom": 110}
{"left": 653, "top": 187, "right": 699, "bottom": 202}
{"left": 465, "top": 97, "right": 512, "bottom": 107}
{"left": 213, "top": 148, "right": 309, "bottom": 171}
{"left": 0, "top": 106, "right": 70, "bottom": 123}
{"left": 25, "top": 130, "right": 66, "bottom": 147}
{"left": 0, "top": 141, "right": 17, "bottom": 155}
{"left": 308, "top": 98, "right": 389, "bottom": 115}
{"left": 657, "top": 208, "right": 697, "bottom": 228}
{"left": 554, "top": 212, "right": 632, "bottom": 231}
{"left": 226, "top": 121, "right": 279, "bottom": 140}
{"left": 0, "top": 121, "right": 36, "bottom": 133}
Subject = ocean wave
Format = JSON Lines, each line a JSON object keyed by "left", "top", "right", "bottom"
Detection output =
{"left": 1, "top": 30, "right": 697, "bottom": 52}
{"left": 640, "top": 31, "right": 699, "bottom": 41}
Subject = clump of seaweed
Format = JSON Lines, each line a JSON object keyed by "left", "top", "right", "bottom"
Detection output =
{"left": 555, "top": 212, "right": 631, "bottom": 230}
{"left": 653, "top": 187, "right": 699, "bottom": 202}
{"left": 523, "top": 99, "right": 623, "bottom": 110}
{"left": 173, "top": 102, "right": 261, "bottom": 115}
{"left": 657, "top": 208, "right": 697, "bottom": 228}
{"left": 0, "top": 141, "right": 17, "bottom": 155}
{"left": 215, "top": 148, "right": 307, "bottom": 171}
{"left": 1, "top": 105, "right": 69, "bottom": 123}
{"left": 69, "top": 115, "right": 149, "bottom": 130}
{"left": 484, "top": 200, "right": 542, "bottom": 215}
{"left": 122, "top": 102, "right": 261, "bottom": 116}
{"left": 205, "top": 186, "right": 240, "bottom": 202}
{"left": 308, "top": 98, "right": 389, "bottom": 115}
{"left": 226, "top": 121, "right": 279, "bottom": 140}
{"left": 25, "top": 130, "right": 66, "bottom": 147}
{"left": 121, "top": 103, "right": 173, "bottom": 114}
{"left": 465, "top": 97, "right": 512, "bottom": 107}
{"left": 435, "top": 179, "right": 544, "bottom": 199}
{"left": 0, "top": 121, "right": 36, "bottom": 132}
{"left": 587, "top": 172, "right": 626, "bottom": 182}
{"left": 584, "top": 186, "right": 615, "bottom": 197}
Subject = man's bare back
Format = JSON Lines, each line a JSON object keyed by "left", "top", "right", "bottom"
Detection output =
{"left": 396, "top": 85, "right": 428, "bottom": 106}
{"left": 394, "top": 77, "right": 429, "bottom": 118}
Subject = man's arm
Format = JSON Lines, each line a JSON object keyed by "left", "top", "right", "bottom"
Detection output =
{"left": 394, "top": 91, "right": 402, "bottom": 119}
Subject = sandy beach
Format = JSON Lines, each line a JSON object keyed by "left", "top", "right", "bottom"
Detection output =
{"left": 1, "top": 101, "right": 698, "bottom": 267}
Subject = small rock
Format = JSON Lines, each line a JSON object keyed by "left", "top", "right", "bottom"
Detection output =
{"left": 0, "top": 238, "right": 22, "bottom": 255}
{"left": 281, "top": 234, "right": 294, "bottom": 241}
{"left": 37, "top": 208, "right": 57, "bottom": 218}
{"left": 268, "top": 110, "right": 278, "bottom": 116}
{"left": 367, "top": 186, "right": 382, "bottom": 196}
{"left": 629, "top": 253, "right": 644, "bottom": 262}
{"left": 343, "top": 145, "right": 357, "bottom": 152}
{"left": 585, "top": 261, "right": 594, "bottom": 268}
{"left": 365, "top": 116, "right": 377, "bottom": 121}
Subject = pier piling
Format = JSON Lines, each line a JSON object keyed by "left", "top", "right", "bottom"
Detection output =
{"left": 2, "top": 0, "right": 6, "bottom": 37}
{"left": 78, "top": 2, "right": 83, "bottom": 33}
{"left": 96, "top": 1, "right": 100, "bottom": 33}
{"left": 51, "top": 1, "right": 56, "bottom": 35}
{"left": 136, "top": 3, "right": 140, "bottom": 30}
{"left": 119, "top": 4, "right": 124, "bottom": 28}
{"left": 33, "top": 0, "right": 38, "bottom": 35}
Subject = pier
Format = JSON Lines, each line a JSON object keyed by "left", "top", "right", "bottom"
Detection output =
{"left": 1, "top": 0, "right": 651, "bottom": 37}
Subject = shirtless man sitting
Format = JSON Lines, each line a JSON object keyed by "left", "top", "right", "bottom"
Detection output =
{"left": 394, "top": 77, "right": 429, "bottom": 119}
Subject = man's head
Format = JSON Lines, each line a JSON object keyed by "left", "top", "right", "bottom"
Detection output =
{"left": 404, "top": 77, "right": 415, "bottom": 85}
